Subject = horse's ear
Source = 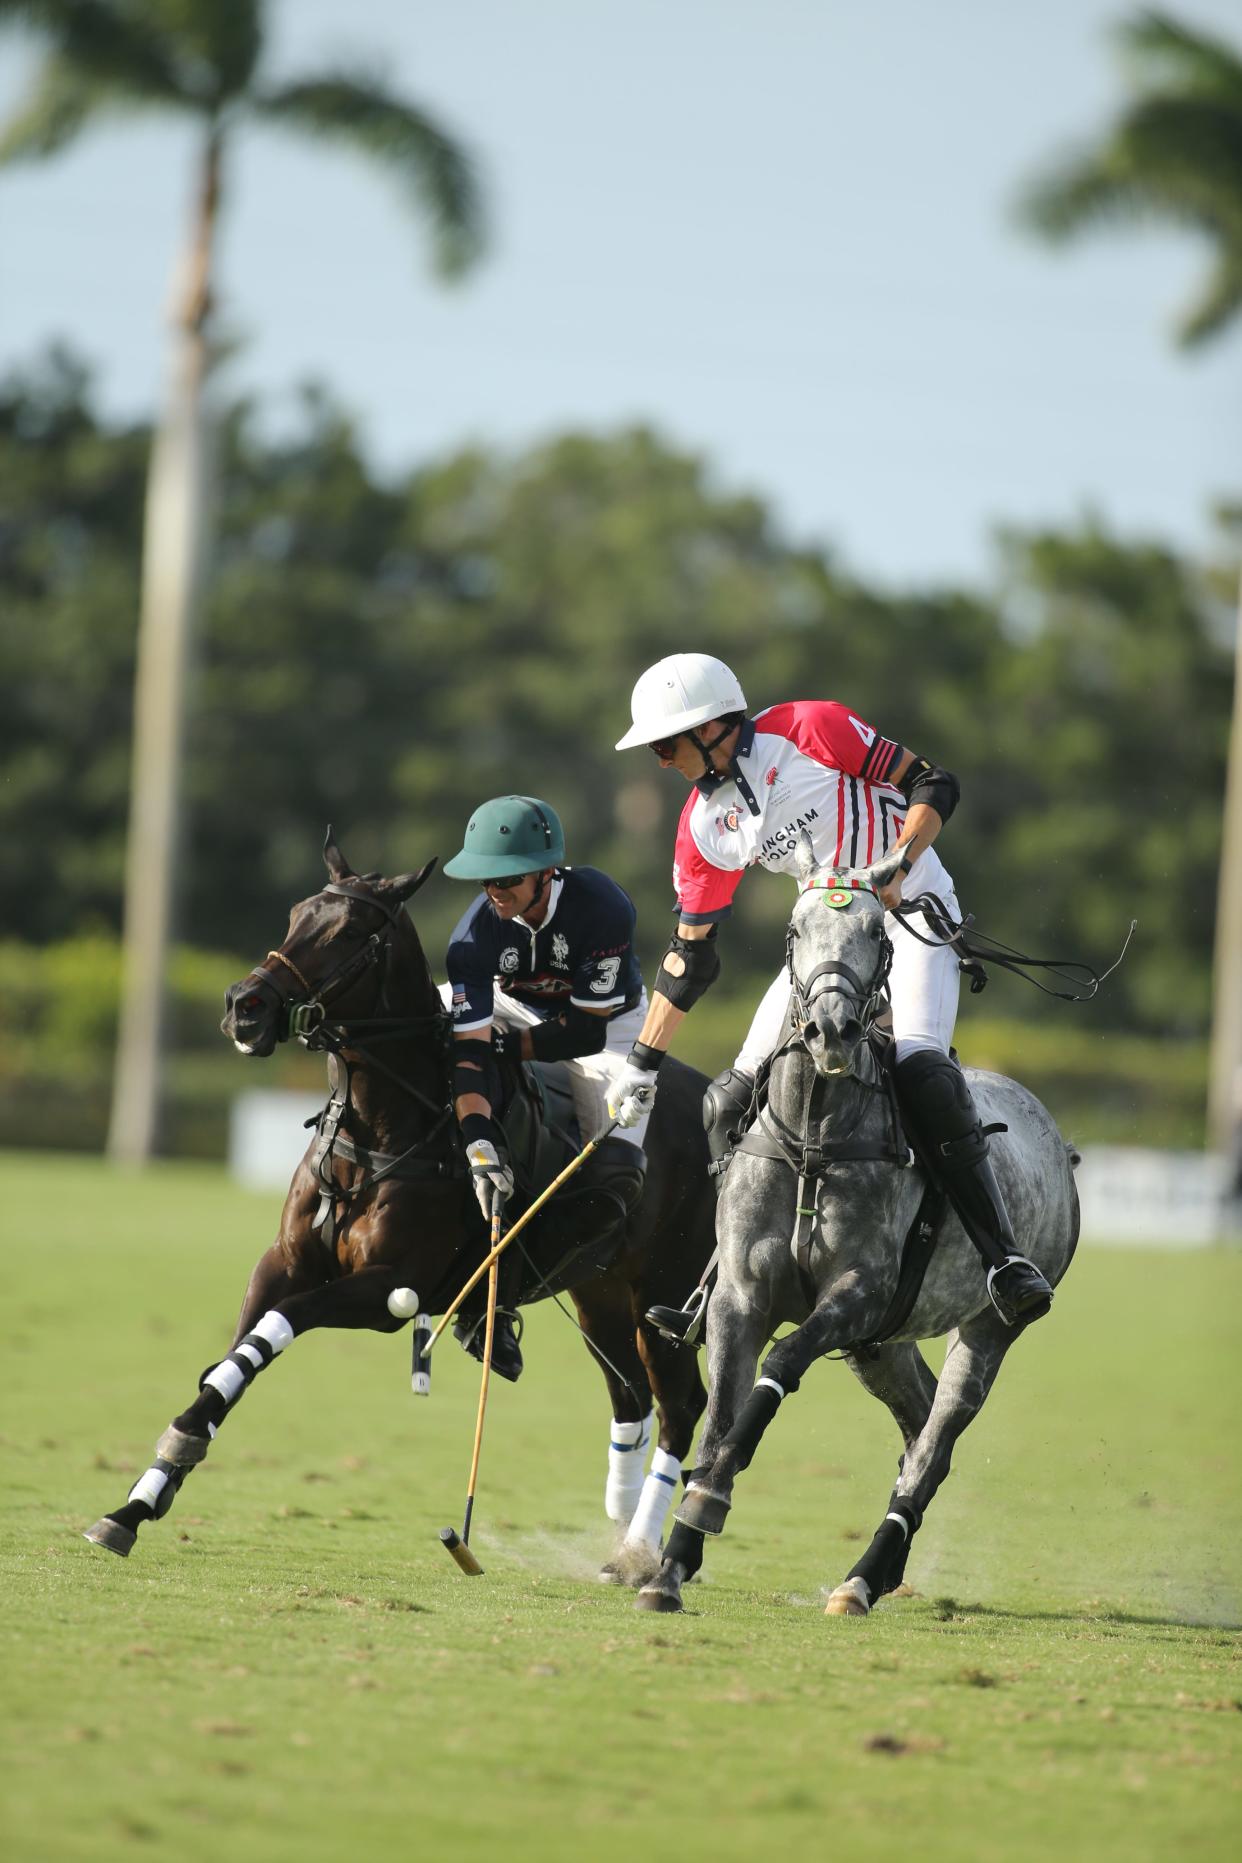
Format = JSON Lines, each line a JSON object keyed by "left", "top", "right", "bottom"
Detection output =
{"left": 795, "top": 829, "right": 819, "bottom": 886}
{"left": 323, "top": 825, "right": 354, "bottom": 882}
{"left": 863, "top": 846, "right": 907, "bottom": 893}
{"left": 390, "top": 856, "right": 438, "bottom": 903}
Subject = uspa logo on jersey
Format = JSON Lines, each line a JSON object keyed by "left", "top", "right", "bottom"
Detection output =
{"left": 499, "top": 947, "right": 520, "bottom": 974}
{"left": 717, "top": 808, "right": 741, "bottom": 833}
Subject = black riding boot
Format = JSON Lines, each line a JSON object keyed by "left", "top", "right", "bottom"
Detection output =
{"left": 894, "top": 1049, "right": 1053, "bottom": 1328}
{"left": 647, "top": 1066, "right": 755, "bottom": 1347}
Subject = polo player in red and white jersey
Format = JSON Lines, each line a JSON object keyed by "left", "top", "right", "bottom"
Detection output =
{"left": 606, "top": 651, "right": 1053, "bottom": 1335}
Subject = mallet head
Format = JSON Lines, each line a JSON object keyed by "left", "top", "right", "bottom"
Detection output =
{"left": 439, "top": 1526, "right": 483, "bottom": 1576}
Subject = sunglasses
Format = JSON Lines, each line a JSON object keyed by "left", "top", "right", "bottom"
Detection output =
{"left": 648, "top": 733, "right": 683, "bottom": 759}
{"left": 483, "top": 873, "right": 532, "bottom": 892}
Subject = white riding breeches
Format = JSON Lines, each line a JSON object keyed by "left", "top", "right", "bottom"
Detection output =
{"left": 733, "top": 894, "right": 962, "bottom": 1076}
{"left": 440, "top": 985, "right": 650, "bottom": 1149}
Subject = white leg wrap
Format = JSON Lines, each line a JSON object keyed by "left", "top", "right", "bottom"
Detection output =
{"left": 251, "top": 1310, "right": 294, "bottom": 1353}
{"left": 605, "top": 1412, "right": 653, "bottom": 1525}
{"left": 128, "top": 1465, "right": 170, "bottom": 1510}
{"left": 203, "top": 1358, "right": 246, "bottom": 1403}
{"left": 624, "top": 1446, "right": 681, "bottom": 1549}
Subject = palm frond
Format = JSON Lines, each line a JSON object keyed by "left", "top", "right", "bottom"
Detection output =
{"left": 0, "top": 1, "right": 194, "bottom": 106}
{"left": 0, "top": 50, "right": 107, "bottom": 163}
{"left": 1178, "top": 252, "right": 1242, "bottom": 344}
{"left": 253, "top": 71, "right": 485, "bottom": 279}
{"left": 140, "top": 0, "right": 263, "bottom": 103}
{"left": 1019, "top": 94, "right": 1242, "bottom": 242}
{"left": 1121, "top": 10, "right": 1242, "bottom": 107}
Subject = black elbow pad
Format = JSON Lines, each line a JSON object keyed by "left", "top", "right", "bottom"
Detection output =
{"left": 654, "top": 928, "right": 721, "bottom": 1011}
{"left": 452, "top": 1037, "right": 496, "bottom": 1105}
{"left": 528, "top": 1005, "right": 608, "bottom": 1063}
{"left": 899, "top": 757, "right": 959, "bottom": 824}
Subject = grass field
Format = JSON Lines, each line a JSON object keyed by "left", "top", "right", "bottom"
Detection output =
{"left": 2, "top": 1152, "right": 1239, "bottom": 1862}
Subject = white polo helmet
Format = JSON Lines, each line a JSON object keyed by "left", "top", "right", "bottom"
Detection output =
{"left": 615, "top": 653, "right": 747, "bottom": 751}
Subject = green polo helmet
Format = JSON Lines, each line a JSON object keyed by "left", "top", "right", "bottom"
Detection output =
{"left": 443, "top": 795, "right": 566, "bottom": 880}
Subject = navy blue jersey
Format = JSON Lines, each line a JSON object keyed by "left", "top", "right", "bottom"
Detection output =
{"left": 446, "top": 867, "right": 643, "bottom": 1032}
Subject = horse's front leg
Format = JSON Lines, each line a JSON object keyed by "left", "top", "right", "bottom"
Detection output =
{"left": 83, "top": 1253, "right": 416, "bottom": 1557}
{"left": 676, "top": 1266, "right": 883, "bottom": 1540}
{"left": 635, "top": 1281, "right": 768, "bottom": 1613}
{"left": 825, "top": 1310, "right": 1014, "bottom": 1616}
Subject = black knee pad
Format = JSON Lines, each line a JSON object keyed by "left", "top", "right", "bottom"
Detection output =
{"left": 895, "top": 1049, "right": 987, "bottom": 1163}
{"left": 702, "top": 1067, "right": 755, "bottom": 1167}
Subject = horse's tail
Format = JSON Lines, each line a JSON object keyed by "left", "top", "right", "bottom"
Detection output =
{"left": 1064, "top": 1139, "right": 1082, "bottom": 1172}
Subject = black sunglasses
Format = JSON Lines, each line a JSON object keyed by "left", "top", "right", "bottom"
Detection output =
{"left": 649, "top": 733, "right": 682, "bottom": 759}
{"left": 483, "top": 873, "right": 533, "bottom": 891}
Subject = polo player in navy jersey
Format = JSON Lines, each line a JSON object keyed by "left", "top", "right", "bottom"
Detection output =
{"left": 443, "top": 794, "right": 649, "bottom": 1380}
{"left": 607, "top": 652, "right": 1053, "bottom": 1340}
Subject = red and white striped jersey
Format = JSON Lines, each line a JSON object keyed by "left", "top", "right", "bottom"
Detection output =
{"left": 672, "top": 700, "right": 954, "bottom": 923}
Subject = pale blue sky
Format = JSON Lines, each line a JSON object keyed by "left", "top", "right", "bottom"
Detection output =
{"left": 1, "top": 0, "right": 1238, "bottom": 585}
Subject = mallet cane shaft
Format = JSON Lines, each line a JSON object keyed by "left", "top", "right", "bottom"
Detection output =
{"left": 426, "top": 1118, "right": 620, "bottom": 1357}
{"left": 439, "top": 1190, "right": 506, "bottom": 1576}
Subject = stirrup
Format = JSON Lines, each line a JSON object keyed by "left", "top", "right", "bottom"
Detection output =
{"left": 646, "top": 1283, "right": 709, "bottom": 1349}
{"left": 986, "top": 1255, "right": 1053, "bottom": 1327}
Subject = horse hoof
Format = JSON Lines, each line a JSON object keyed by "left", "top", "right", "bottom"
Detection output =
{"left": 83, "top": 1516, "right": 136, "bottom": 1558}
{"left": 824, "top": 1577, "right": 871, "bottom": 1617}
{"left": 675, "top": 1482, "right": 731, "bottom": 1536}
{"left": 635, "top": 1581, "right": 683, "bottom": 1613}
{"left": 155, "top": 1424, "right": 209, "bottom": 1468}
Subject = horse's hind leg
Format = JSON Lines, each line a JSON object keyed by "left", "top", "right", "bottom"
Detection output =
{"left": 570, "top": 1276, "right": 656, "bottom": 1581}
{"left": 842, "top": 1340, "right": 938, "bottom": 1461}
{"left": 84, "top": 1253, "right": 411, "bottom": 1557}
{"left": 616, "top": 1305, "right": 707, "bottom": 1578}
{"left": 826, "top": 1311, "right": 1014, "bottom": 1616}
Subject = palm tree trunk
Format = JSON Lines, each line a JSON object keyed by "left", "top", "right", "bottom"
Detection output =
{"left": 1207, "top": 589, "right": 1242, "bottom": 1204}
{"left": 107, "top": 130, "right": 220, "bottom": 1165}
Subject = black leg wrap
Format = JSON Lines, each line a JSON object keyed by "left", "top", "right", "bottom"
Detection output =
{"left": 757, "top": 1345, "right": 803, "bottom": 1396}
{"left": 663, "top": 1520, "right": 705, "bottom": 1579}
{"left": 719, "top": 1380, "right": 787, "bottom": 1472}
{"left": 846, "top": 1497, "right": 921, "bottom": 1600}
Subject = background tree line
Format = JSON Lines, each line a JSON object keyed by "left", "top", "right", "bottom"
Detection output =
{"left": 2, "top": 347, "right": 1233, "bottom": 1155}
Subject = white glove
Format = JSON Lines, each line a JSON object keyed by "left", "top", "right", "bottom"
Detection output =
{"left": 466, "top": 1138, "right": 514, "bottom": 1221}
{"left": 607, "top": 1053, "right": 662, "bottom": 1130}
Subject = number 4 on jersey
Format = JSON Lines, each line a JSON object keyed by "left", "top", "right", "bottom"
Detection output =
{"left": 848, "top": 716, "right": 876, "bottom": 749}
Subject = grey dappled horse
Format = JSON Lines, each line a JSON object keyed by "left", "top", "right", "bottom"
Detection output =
{"left": 637, "top": 837, "right": 1080, "bottom": 1616}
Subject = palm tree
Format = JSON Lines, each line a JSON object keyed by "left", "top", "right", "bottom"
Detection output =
{"left": 1018, "top": 9, "right": 1242, "bottom": 1187}
{"left": 0, "top": 1, "right": 484, "bottom": 1163}
{"left": 1018, "top": 9, "right": 1242, "bottom": 348}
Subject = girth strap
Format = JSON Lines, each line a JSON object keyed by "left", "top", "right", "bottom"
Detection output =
{"left": 852, "top": 1175, "right": 949, "bottom": 1353}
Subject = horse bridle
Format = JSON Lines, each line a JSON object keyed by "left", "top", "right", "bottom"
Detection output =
{"left": 785, "top": 879, "right": 894, "bottom": 1057}
{"left": 244, "top": 880, "right": 439, "bottom": 1043}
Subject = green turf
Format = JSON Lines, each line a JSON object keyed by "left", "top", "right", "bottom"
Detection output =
{"left": 2, "top": 1151, "right": 1239, "bottom": 1862}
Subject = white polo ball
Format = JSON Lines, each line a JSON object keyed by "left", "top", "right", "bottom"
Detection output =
{"left": 387, "top": 1287, "right": 419, "bottom": 1319}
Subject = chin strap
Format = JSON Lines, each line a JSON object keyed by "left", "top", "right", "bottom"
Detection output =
{"left": 689, "top": 722, "right": 736, "bottom": 781}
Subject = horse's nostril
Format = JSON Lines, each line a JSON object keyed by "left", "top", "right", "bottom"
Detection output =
{"left": 841, "top": 1018, "right": 862, "bottom": 1046}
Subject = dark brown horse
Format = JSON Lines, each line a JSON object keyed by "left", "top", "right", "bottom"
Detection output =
{"left": 84, "top": 834, "right": 714, "bottom": 1580}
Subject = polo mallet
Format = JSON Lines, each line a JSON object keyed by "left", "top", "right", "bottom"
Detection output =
{"left": 425, "top": 1117, "right": 621, "bottom": 1359}
{"left": 439, "top": 1190, "right": 507, "bottom": 1576}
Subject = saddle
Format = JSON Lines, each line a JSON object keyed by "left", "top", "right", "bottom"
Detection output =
{"left": 492, "top": 1059, "right": 636, "bottom": 1303}
{"left": 308, "top": 1047, "right": 632, "bottom": 1302}
{"left": 729, "top": 1035, "right": 950, "bottom": 1353}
